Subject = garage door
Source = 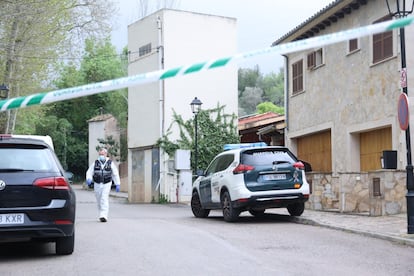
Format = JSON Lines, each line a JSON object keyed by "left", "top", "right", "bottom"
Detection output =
{"left": 360, "top": 127, "right": 392, "bottom": 171}
{"left": 297, "top": 130, "right": 332, "bottom": 173}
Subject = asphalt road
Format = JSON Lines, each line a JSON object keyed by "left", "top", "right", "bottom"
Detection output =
{"left": 0, "top": 186, "right": 413, "bottom": 276}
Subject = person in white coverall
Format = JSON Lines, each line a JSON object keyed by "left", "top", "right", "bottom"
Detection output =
{"left": 86, "top": 148, "right": 120, "bottom": 222}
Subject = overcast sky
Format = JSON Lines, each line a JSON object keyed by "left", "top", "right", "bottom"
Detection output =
{"left": 111, "top": 0, "right": 333, "bottom": 73}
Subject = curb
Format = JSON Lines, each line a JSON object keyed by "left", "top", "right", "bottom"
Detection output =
{"left": 291, "top": 216, "right": 414, "bottom": 247}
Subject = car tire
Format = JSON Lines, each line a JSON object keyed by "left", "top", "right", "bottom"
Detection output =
{"left": 191, "top": 191, "right": 210, "bottom": 218}
{"left": 249, "top": 209, "right": 266, "bottom": 217}
{"left": 287, "top": 202, "right": 305, "bottom": 216}
{"left": 56, "top": 232, "right": 75, "bottom": 255}
{"left": 221, "top": 191, "right": 240, "bottom": 222}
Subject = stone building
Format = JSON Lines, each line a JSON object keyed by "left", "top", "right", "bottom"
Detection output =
{"left": 272, "top": 0, "right": 414, "bottom": 215}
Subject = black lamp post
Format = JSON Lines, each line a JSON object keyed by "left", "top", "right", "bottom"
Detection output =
{"left": 190, "top": 97, "right": 202, "bottom": 173}
{"left": 0, "top": 84, "right": 9, "bottom": 99}
{"left": 386, "top": 0, "right": 414, "bottom": 234}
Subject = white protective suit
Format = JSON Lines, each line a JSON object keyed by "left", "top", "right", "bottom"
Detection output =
{"left": 86, "top": 158, "right": 120, "bottom": 221}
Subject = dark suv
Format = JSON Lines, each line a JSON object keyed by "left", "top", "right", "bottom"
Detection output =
{"left": 191, "top": 143, "right": 310, "bottom": 222}
{"left": 0, "top": 135, "right": 76, "bottom": 255}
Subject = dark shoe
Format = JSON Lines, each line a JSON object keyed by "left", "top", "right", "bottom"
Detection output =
{"left": 99, "top": 217, "right": 107, "bottom": 222}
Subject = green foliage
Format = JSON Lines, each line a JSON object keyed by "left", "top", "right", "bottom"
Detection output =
{"left": 238, "top": 66, "right": 284, "bottom": 116}
{"left": 157, "top": 105, "right": 240, "bottom": 171}
{"left": 238, "top": 66, "right": 261, "bottom": 96}
{"left": 156, "top": 194, "right": 169, "bottom": 204}
{"left": 262, "top": 68, "right": 284, "bottom": 106}
{"left": 257, "top": 102, "right": 285, "bottom": 114}
{"left": 41, "top": 37, "right": 128, "bottom": 176}
{"left": 96, "top": 136, "right": 121, "bottom": 162}
{"left": 0, "top": 0, "right": 116, "bottom": 133}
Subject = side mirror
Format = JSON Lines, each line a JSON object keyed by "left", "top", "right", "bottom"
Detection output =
{"left": 300, "top": 160, "right": 312, "bottom": 172}
{"left": 196, "top": 169, "right": 205, "bottom": 176}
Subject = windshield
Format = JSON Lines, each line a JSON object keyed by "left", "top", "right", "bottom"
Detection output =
{"left": 241, "top": 148, "right": 296, "bottom": 166}
{"left": 0, "top": 147, "right": 59, "bottom": 172}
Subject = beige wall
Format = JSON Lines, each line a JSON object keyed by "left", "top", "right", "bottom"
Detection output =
{"left": 88, "top": 116, "right": 120, "bottom": 165}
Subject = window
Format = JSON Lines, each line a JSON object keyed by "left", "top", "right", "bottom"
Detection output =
{"left": 292, "top": 59, "right": 303, "bottom": 94}
{"left": 0, "top": 147, "right": 58, "bottom": 171}
{"left": 349, "top": 38, "right": 359, "bottom": 52}
{"left": 307, "top": 48, "right": 323, "bottom": 69}
{"left": 205, "top": 154, "right": 233, "bottom": 175}
{"left": 242, "top": 149, "right": 296, "bottom": 166}
{"left": 139, "top": 43, "right": 152, "bottom": 57}
{"left": 372, "top": 16, "right": 393, "bottom": 63}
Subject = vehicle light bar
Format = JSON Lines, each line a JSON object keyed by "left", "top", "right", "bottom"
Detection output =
{"left": 223, "top": 142, "right": 267, "bottom": 151}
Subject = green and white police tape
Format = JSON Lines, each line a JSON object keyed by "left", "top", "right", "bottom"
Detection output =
{"left": 0, "top": 16, "right": 413, "bottom": 112}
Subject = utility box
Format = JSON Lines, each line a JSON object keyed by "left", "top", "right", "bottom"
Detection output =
{"left": 174, "top": 149, "right": 191, "bottom": 170}
{"left": 382, "top": 150, "right": 397, "bottom": 169}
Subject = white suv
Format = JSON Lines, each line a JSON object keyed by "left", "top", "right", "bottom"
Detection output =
{"left": 191, "top": 143, "right": 311, "bottom": 222}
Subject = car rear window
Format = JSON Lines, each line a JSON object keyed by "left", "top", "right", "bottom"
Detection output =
{"left": 241, "top": 149, "right": 296, "bottom": 166}
{"left": 0, "top": 146, "right": 59, "bottom": 172}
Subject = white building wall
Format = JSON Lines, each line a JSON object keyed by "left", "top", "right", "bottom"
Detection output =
{"left": 127, "top": 9, "right": 237, "bottom": 202}
{"left": 88, "top": 121, "right": 105, "bottom": 165}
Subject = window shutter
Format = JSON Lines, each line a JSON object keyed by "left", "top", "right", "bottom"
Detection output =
{"left": 307, "top": 52, "right": 315, "bottom": 69}
{"left": 349, "top": 39, "right": 358, "bottom": 52}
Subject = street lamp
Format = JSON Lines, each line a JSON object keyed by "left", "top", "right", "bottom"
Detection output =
{"left": 190, "top": 97, "right": 202, "bottom": 173}
{"left": 0, "top": 84, "right": 9, "bottom": 99}
{"left": 386, "top": 0, "right": 414, "bottom": 234}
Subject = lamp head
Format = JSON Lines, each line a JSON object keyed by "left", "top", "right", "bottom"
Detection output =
{"left": 190, "top": 97, "right": 202, "bottom": 114}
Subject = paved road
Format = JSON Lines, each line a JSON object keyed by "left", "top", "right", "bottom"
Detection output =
{"left": 0, "top": 185, "right": 413, "bottom": 276}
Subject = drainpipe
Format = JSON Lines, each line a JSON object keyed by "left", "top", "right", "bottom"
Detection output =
{"left": 282, "top": 54, "right": 289, "bottom": 137}
{"left": 157, "top": 15, "right": 165, "bottom": 200}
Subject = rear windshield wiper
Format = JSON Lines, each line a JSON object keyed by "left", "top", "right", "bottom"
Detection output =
{"left": 0, "top": 168, "right": 35, "bottom": 172}
{"left": 272, "top": 161, "right": 290, "bottom": 165}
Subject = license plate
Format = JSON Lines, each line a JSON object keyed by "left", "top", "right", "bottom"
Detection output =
{"left": 263, "top": 174, "right": 286, "bottom": 180}
{"left": 0, "top": 213, "right": 24, "bottom": 225}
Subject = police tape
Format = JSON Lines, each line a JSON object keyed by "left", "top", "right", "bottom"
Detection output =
{"left": 0, "top": 16, "right": 413, "bottom": 112}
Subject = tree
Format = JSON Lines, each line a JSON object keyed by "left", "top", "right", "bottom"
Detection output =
{"left": 42, "top": 38, "right": 128, "bottom": 176}
{"left": 238, "top": 66, "right": 261, "bottom": 97}
{"left": 239, "top": 87, "right": 263, "bottom": 116}
{"left": 262, "top": 68, "right": 284, "bottom": 106}
{"left": 257, "top": 102, "right": 284, "bottom": 114}
{"left": 157, "top": 105, "right": 239, "bottom": 170}
{"left": 0, "top": 0, "right": 116, "bottom": 133}
{"left": 238, "top": 66, "right": 285, "bottom": 116}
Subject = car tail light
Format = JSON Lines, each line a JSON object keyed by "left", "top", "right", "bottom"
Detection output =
{"left": 233, "top": 164, "right": 254, "bottom": 174}
{"left": 34, "top": 177, "right": 69, "bottom": 190}
{"left": 293, "top": 161, "right": 305, "bottom": 170}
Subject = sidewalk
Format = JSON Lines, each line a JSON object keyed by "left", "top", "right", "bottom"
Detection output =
{"left": 101, "top": 186, "right": 414, "bottom": 247}
{"left": 291, "top": 210, "right": 414, "bottom": 247}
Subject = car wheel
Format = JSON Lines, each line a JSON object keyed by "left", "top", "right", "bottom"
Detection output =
{"left": 249, "top": 209, "right": 266, "bottom": 217}
{"left": 287, "top": 202, "right": 305, "bottom": 216}
{"left": 191, "top": 191, "right": 210, "bottom": 218}
{"left": 221, "top": 191, "right": 240, "bottom": 222}
{"left": 56, "top": 232, "right": 75, "bottom": 255}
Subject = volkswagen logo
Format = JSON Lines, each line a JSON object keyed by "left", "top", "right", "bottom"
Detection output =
{"left": 0, "top": 180, "right": 5, "bottom": 191}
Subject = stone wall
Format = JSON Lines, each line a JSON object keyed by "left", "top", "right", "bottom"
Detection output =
{"left": 306, "top": 171, "right": 407, "bottom": 216}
